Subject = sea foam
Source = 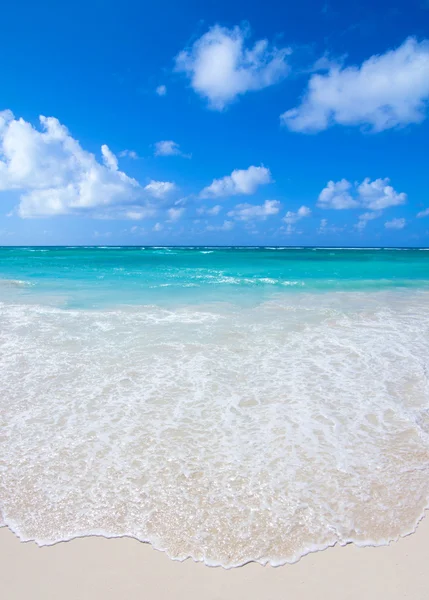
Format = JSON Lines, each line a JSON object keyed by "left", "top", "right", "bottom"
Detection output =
{"left": 1, "top": 290, "right": 429, "bottom": 567}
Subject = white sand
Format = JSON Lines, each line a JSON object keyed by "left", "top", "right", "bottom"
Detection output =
{"left": 1, "top": 514, "right": 428, "bottom": 599}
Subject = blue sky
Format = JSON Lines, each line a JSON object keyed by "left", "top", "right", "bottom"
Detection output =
{"left": 0, "top": 0, "right": 428, "bottom": 246}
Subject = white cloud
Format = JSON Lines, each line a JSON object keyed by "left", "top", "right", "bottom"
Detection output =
{"left": 119, "top": 149, "right": 139, "bottom": 159}
{"left": 385, "top": 218, "right": 406, "bottom": 229}
{"left": 355, "top": 210, "right": 382, "bottom": 230}
{"left": 153, "top": 222, "right": 163, "bottom": 231}
{"left": 200, "top": 165, "right": 272, "bottom": 198}
{"left": 101, "top": 144, "right": 118, "bottom": 171}
{"left": 282, "top": 205, "right": 311, "bottom": 234}
{"left": 357, "top": 178, "right": 407, "bottom": 210}
{"left": 175, "top": 24, "right": 290, "bottom": 110}
{"left": 0, "top": 110, "right": 141, "bottom": 218}
{"left": 318, "top": 179, "right": 359, "bottom": 209}
{"left": 283, "top": 205, "right": 311, "bottom": 223}
{"left": 197, "top": 205, "right": 222, "bottom": 216}
{"left": 155, "top": 140, "right": 180, "bottom": 156}
{"left": 124, "top": 207, "right": 157, "bottom": 221}
{"left": 417, "top": 207, "right": 429, "bottom": 218}
{"left": 156, "top": 85, "right": 167, "bottom": 96}
{"left": 167, "top": 207, "right": 185, "bottom": 221}
{"left": 154, "top": 140, "right": 189, "bottom": 157}
{"left": 281, "top": 37, "right": 429, "bottom": 132}
{"left": 206, "top": 220, "right": 234, "bottom": 231}
{"left": 144, "top": 180, "right": 176, "bottom": 199}
{"left": 318, "top": 178, "right": 406, "bottom": 210}
{"left": 227, "top": 199, "right": 280, "bottom": 221}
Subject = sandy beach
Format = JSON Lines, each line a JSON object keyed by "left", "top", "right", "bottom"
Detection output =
{"left": 1, "top": 514, "right": 428, "bottom": 600}
{"left": 2, "top": 0, "right": 429, "bottom": 593}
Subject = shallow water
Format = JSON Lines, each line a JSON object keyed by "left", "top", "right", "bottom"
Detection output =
{"left": 1, "top": 247, "right": 429, "bottom": 566}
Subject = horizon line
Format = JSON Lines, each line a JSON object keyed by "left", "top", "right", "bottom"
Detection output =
{"left": 1, "top": 245, "right": 429, "bottom": 250}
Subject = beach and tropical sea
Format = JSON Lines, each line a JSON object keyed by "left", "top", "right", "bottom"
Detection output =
{"left": 1, "top": 245, "right": 429, "bottom": 593}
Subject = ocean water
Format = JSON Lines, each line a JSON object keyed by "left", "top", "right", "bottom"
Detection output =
{"left": 1, "top": 246, "right": 429, "bottom": 567}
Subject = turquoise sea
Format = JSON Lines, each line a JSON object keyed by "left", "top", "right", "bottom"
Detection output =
{"left": 1, "top": 246, "right": 429, "bottom": 307}
{"left": 1, "top": 246, "right": 429, "bottom": 567}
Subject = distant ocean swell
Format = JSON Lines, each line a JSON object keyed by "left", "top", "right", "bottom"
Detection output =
{"left": 1, "top": 248, "right": 429, "bottom": 567}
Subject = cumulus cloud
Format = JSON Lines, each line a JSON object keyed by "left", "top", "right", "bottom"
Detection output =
{"left": 197, "top": 205, "right": 222, "bottom": 216}
{"left": 153, "top": 222, "right": 163, "bottom": 231}
{"left": 282, "top": 205, "right": 311, "bottom": 233}
{"left": 155, "top": 140, "right": 181, "bottom": 156}
{"left": 385, "top": 217, "right": 406, "bottom": 229}
{"left": 200, "top": 165, "right": 272, "bottom": 198}
{"left": 318, "top": 178, "right": 406, "bottom": 211}
{"left": 282, "top": 37, "right": 429, "bottom": 132}
{"left": 0, "top": 110, "right": 141, "bottom": 218}
{"left": 317, "top": 179, "right": 359, "bottom": 209}
{"left": 283, "top": 205, "right": 311, "bottom": 223}
{"left": 144, "top": 180, "right": 176, "bottom": 199}
{"left": 357, "top": 178, "right": 407, "bottom": 210}
{"left": 175, "top": 24, "right": 290, "bottom": 110}
{"left": 417, "top": 207, "right": 429, "bottom": 217}
{"left": 227, "top": 199, "right": 280, "bottom": 221}
{"left": 355, "top": 211, "right": 382, "bottom": 230}
{"left": 156, "top": 85, "right": 167, "bottom": 96}
{"left": 101, "top": 144, "right": 119, "bottom": 170}
{"left": 154, "top": 140, "right": 189, "bottom": 158}
{"left": 206, "top": 220, "right": 234, "bottom": 231}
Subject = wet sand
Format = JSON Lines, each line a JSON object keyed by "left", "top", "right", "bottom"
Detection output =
{"left": 1, "top": 513, "right": 428, "bottom": 599}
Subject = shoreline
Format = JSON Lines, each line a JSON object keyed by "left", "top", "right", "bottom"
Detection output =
{"left": 2, "top": 506, "right": 428, "bottom": 568}
{"left": 1, "top": 515, "right": 429, "bottom": 599}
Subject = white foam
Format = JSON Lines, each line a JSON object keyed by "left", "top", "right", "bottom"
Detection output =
{"left": 1, "top": 291, "right": 429, "bottom": 567}
{"left": 21, "top": 248, "right": 49, "bottom": 252}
